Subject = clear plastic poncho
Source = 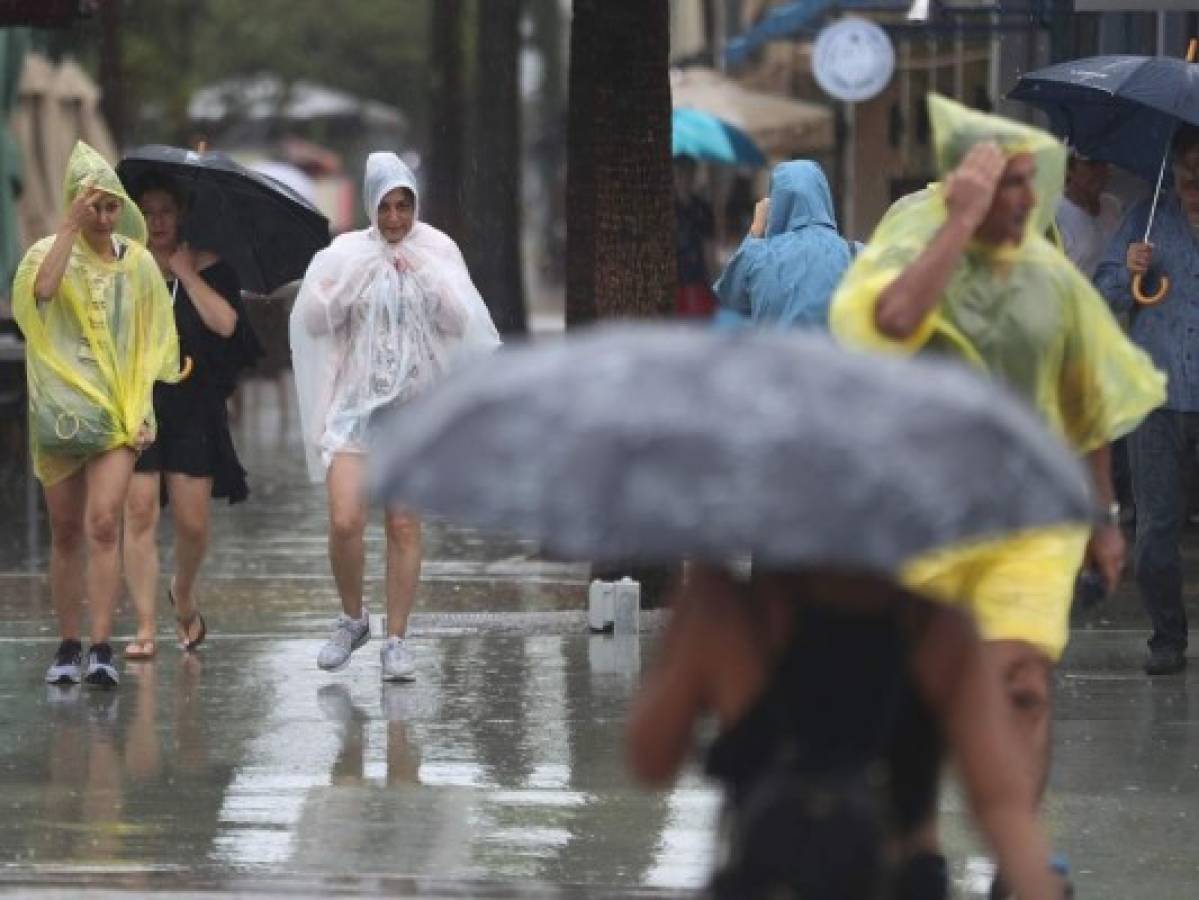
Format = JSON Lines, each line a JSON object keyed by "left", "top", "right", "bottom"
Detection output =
{"left": 12, "top": 141, "right": 183, "bottom": 485}
{"left": 829, "top": 94, "right": 1165, "bottom": 454}
{"left": 290, "top": 152, "right": 501, "bottom": 482}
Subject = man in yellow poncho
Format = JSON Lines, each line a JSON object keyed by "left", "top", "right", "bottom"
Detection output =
{"left": 12, "top": 141, "right": 183, "bottom": 689}
{"left": 830, "top": 95, "right": 1165, "bottom": 899}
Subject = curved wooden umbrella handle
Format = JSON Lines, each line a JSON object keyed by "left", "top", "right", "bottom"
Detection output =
{"left": 178, "top": 355, "right": 195, "bottom": 380}
{"left": 1133, "top": 272, "right": 1170, "bottom": 306}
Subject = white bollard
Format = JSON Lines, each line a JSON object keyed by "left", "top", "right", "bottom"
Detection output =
{"left": 588, "top": 579, "right": 615, "bottom": 633}
{"left": 611, "top": 577, "right": 640, "bottom": 635}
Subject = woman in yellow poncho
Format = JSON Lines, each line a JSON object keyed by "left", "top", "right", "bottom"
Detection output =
{"left": 830, "top": 95, "right": 1165, "bottom": 899}
{"left": 12, "top": 141, "right": 183, "bottom": 689}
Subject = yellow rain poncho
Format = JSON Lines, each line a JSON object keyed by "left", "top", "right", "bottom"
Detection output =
{"left": 830, "top": 96, "right": 1166, "bottom": 660}
{"left": 12, "top": 141, "right": 183, "bottom": 485}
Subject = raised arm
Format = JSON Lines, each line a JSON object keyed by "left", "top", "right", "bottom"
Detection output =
{"left": 874, "top": 143, "right": 1004, "bottom": 339}
{"left": 171, "top": 248, "right": 238, "bottom": 337}
{"left": 33, "top": 187, "right": 103, "bottom": 301}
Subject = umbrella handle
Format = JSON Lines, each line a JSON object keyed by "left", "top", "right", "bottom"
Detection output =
{"left": 1133, "top": 38, "right": 1197, "bottom": 306}
{"left": 178, "top": 355, "right": 194, "bottom": 381}
{"left": 1133, "top": 271, "right": 1170, "bottom": 306}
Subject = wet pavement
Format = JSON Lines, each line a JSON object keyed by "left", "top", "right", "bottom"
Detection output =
{"left": 2, "top": 379, "right": 1199, "bottom": 897}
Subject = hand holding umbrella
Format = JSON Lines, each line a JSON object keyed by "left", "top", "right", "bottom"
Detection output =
{"left": 1131, "top": 38, "right": 1198, "bottom": 306}
{"left": 1009, "top": 39, "right": 1199, "bottom": 306}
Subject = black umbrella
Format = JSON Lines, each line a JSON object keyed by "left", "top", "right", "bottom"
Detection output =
{"left": 117, "top": 145, "right": 330, "bottom": 295}
{"left": 369, "top": 325, "right": 1095, "bottom": 574}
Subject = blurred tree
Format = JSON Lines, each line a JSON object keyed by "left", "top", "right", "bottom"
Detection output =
{"left": 425, "top": 0, "right": 466, "bottom": 239}
{"left": 98, "top": 0, "right": 124, "bottom": 144}
{"left": 565, "top": 0, "right": 676, "bottom": 606}
{"left": 565, "top": 0, "right": 675, "bottom": 324}
{"left": 465, "top": 0, "right": 527, "bottom": 335}
{"left": 106, "top": 0, "right": 430, "bottom": 146}
{"left": 528, "top": 0, "right": 566, "bottom": 286}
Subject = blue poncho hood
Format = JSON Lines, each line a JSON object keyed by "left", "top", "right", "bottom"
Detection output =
{"left": 713, "top": 161, "right": 854, "bottom": 329}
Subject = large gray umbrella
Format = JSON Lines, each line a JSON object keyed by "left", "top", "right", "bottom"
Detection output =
{"left": 369, "top": 325, "right": 1094, "bottom": 574}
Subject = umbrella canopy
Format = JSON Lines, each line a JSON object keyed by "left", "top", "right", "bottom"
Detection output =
{"left": 673, "top": 107, "right": 767, "bottom": 168}
{"left": 117, "top": 145, "right": 330, "bottom": 295}
{"left": 1009, "top": 55, "right": 1199, "bottom": 181}
{"left": 671, "top": 67, "right": 834, "bottom": 159}
{"left": 370, "top": 325, "right": 1095, "bottom": 573}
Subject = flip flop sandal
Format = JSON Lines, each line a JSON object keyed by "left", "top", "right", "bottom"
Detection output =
{"left": 169, "top": 586, "right": 208, "bottom": 652}
{"left": 174, "top": 610, "right": 207, "bottom": 652}
{"left": 123, "top": 639, "right": 157, "bottom": 660}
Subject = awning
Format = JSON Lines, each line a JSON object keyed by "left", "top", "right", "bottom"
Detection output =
{"left": 671, "top": 67, "right": 834, "bottom": 158}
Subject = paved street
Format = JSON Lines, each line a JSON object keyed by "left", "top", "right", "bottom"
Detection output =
{"left": 1, "top": 378, "right": 1198, "bottom": 898}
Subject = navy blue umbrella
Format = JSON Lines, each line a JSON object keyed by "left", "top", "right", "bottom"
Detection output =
{"left": 1010, "top": 50, "right": 1199, "bottom": 305}
{"left": 1008, "top": 54, "right": 1199, "bottom": 182}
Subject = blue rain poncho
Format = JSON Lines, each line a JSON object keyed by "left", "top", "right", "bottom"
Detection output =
{"left": 713, "top": 161, "right": 855, "bottom": 329}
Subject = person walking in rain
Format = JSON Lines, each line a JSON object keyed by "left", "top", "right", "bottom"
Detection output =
{"left": 628, "top": 567, "right": 1070, "bottom": 900}
{"left": 291, "top": 152, "right": 500, "bottom": 681}
{"left": 1056, "top": 151, "right": 1122, "bottom": 280}
{"left": 831, "top": 95, "right": 1165, "bottom": 899}
{"left": 11, "top": 141, "right": 183, "bottom": 688}
{"left": 713, "top": 160, "right": 857, "bottom": 329}
{"left": 120, "top": 172, "right": 261, "bottom": 660}
{"left": 1096, "top": 124, "right": 1199, "bottom": 676}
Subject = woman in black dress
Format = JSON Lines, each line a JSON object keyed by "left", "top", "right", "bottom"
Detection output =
{"left": 121, "top": 173, "right": 260, "bottom": 657}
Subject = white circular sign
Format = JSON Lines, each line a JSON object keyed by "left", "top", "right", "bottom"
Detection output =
{"left": 812, "top": 17, "right": 896, "bottom": 103}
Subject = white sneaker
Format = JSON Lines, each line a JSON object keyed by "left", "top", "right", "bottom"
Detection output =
{"left": 317, "top": 612, "right": 370, "bottom": 671}
{"left": 380, "top": 637, "right": 416, "bottom": 682}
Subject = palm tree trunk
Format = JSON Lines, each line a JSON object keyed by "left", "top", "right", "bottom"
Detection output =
{"left": 566, "top": 1, "right": 677, "bottom": 606}
{"left": 566, "top": 0, "right": 675, "bottom": 325}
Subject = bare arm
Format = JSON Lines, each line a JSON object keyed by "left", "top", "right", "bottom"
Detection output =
{"left": 1084, "top": 444, "right": 1125, "bottom": 590}
{"left": 626, "top": 569, "right": 770, "bottom": 786}
{"left": 33, "top": 188, "right": 103, "bottom": 301}
{"left": 625, "top": 628, "right": 706, "bottom": 786}
{"left": 170, "top": 246, "right": 238, "bottom": 337}
{"left": 911, "top": 605, "right": 1063, "bottom": 900}
{"left": 874, "top": 143, "right": 1005, "bottom": 339}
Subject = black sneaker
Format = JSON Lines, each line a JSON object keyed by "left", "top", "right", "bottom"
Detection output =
{"left": 1144, "top": 647, "right": 1187, "bottom": 676}
{"left": 45, "top": 639, "right": 83, "bottom": 685}
{"left": 84, "top": 643, "right": 120, "bottom": 688}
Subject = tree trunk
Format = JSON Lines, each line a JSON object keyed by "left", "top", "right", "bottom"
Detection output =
{"left": 566, "top": 1, "right": 678, "bottom": 606}
{"left": 566, "top": 0, "right": 675, "bottom": 325}
{"left": 465, "top": 0, "right": 527, "bottom": 336}
{"left": 426, "top": 0, "right": 466, "bottom": 239}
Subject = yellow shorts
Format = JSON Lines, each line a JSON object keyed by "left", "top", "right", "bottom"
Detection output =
{"left": 900, "top": 525, "right": 1090, "bottom": 662}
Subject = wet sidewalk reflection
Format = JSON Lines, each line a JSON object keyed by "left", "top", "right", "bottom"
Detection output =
{"left": 0, "top": 631, "right": 717, "bottom": 895}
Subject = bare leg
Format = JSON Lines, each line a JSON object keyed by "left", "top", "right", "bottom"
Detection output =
{"left": 166, "top": 472, "right": 212, "bottom": 642}
{"left": 326, "top": 454, "right": 368, "bottom": 619}
{"left": 985, "top": 640, "right": 1054, "bottom": 805}
{"left": 383, "top": 509, "right": 422, "bottom": 638}
{"left": 43, "top": 468, "right": 87, "bottom": 640}
{"left": 122, "top": 472, "right": 162, "bottom": 644}
{"left": 82, "top": 448, "right": 137, "bottom": 644}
